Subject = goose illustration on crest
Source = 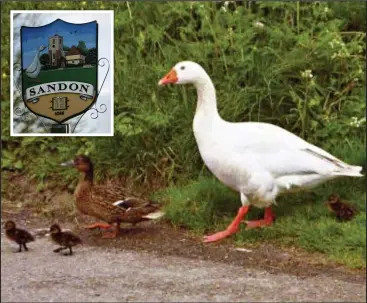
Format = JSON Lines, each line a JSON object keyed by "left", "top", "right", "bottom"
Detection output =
{"left": 25, "top": 45, "right": 47, "bottom": 81}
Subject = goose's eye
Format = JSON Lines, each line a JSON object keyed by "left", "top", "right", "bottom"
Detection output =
{"left": 180, "top": 66, "right": 185, "bottom": 70}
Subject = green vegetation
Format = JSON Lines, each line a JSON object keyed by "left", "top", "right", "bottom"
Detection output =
{"left": 22, "top": 66, "right": 97, "bottom": 90}
{"left": 155, "top": 175, "right": 366, "bottom": 268}
{"left": 1, "top": 1, "right": 365, "bottom": 268}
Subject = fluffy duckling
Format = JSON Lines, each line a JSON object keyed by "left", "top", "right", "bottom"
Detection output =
{"left": 4, "top": 220, "right": 35, "bottom": 252}
{"left": 50, "top": 224, "right": 82, "bottom": 256}
{"left": 61, "top": 155, "right": 164, "bottom": 238}
{"left": 325, "top": 194, "right": 357, "bottom": 222}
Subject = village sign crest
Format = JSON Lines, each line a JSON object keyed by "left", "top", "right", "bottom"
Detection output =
{"left": 14, "top": 18, "right": 109, "bottom": 132}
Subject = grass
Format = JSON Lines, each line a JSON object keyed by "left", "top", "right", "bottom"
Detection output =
{"left": 22, "top": 65, "right": 97, "bottom": 90}
{"left": 153, "top": 142, "right": 366, "bottom": 269}
{"left": 154, "top": 175, "right": 366, "bottom": 269}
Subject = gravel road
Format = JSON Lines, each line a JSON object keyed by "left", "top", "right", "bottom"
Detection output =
{"left": 1, "top": 234, "right": 365, "bottom": 302}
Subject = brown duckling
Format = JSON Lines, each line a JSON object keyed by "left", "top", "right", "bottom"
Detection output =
{"left": 61, "top": 155, "right": 164, "bottom": 238}
{"left": 325, "top": 194, "right": 357, "bottom": 222}
{"left": 50, "top": 224, "right": 82, "bottom": 256}
{"left": 4, "top": 220, "right": 35, "bottom": 252}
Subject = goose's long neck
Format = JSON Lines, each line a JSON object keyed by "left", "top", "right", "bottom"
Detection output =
{"left": 35, "top": 48, "right": 42, "bottom": 59}
{"left": 194, "top": 75, "right": 220, "bottom": 121}
{"left": 193, "top": 75, "right": 223, "bottom": 146}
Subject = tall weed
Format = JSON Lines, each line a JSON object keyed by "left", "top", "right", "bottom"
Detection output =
{"left": 1, "top": 1, "right": 365, "bottom": 184}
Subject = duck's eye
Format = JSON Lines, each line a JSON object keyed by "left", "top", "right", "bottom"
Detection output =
{"left": 180, "top": 66, "right": 185, "bottom": 70}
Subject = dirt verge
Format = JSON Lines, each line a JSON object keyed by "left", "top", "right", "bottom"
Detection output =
{"left": 2, "top": 172, "right": 366, "bottom": 286}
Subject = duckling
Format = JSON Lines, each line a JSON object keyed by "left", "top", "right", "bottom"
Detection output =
{"left": 61, "top": 155, "right": 164, "bottom": 238}
{"left": 325, "top": 194, "right": 357, "bottom": 222}
{"left": 4, "top": 220, "right": 35, "bottom": 252}
{"left": 49, "top": 224, "right": 82, "bottom": 256}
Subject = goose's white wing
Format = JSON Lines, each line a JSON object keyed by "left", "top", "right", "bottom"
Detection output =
{"left": 223, "top": 122, "right": 362, "bottom": 177}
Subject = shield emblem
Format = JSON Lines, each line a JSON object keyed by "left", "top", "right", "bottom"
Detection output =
{"left": 20, "top": 19, "right": 98, "bottom": 124}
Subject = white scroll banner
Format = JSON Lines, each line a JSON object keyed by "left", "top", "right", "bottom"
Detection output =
{"left": 25, "top": 81, "right": 95, "bottom": 102}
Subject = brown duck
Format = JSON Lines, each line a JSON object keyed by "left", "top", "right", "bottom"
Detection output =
{"left": 325, "top": 194, "right": 357, "bottom": 222}
{"left": 4, "top": 220, "right": 35, "bottom": 252}
{"left": 50, "top": 224, "right": 82, "bottom": 256}
{"left": 61, "top": 155, "right": 164, "bottom": 238}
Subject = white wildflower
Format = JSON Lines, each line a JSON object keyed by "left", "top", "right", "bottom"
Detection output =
{"left": 331, "top": 49, "right": 350, "bottom": 59}
{"left": 254, "top": 21, "right": 265, "bottom": 29}
{"left": 301, "top": 69, "right": 313, "bottom": 79}
{"left": 221, "top": 6, "right": 227, "bottom": 13}
{"left": 324, "top": 7, "right": 329, "bottom": 13}
{"left": 349, "top": 117, "right": 366, "bottom": 128}
{"left": 349, "top": 117, "right": 358, "bottom": 127}
{"left": 330, "top": 38, "right": 341, "bottom": 48}
{"left": 224, "top": 1, "right": 234, "bottom": 7}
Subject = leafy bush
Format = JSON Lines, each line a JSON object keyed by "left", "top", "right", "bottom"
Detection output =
{"left": 1, "top": 1, "right": 366, "bottom": 185}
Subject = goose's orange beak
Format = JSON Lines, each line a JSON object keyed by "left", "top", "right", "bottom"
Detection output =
{"left": 158, "top": 69, "right": 178, "bottom": 85}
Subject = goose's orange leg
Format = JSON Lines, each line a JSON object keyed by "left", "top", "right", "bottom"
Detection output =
{"left": 83, "top": 222, "right": 112, "bottom": 229}
{"left": 245, "top": 207, "right": 275, "bottom": 229}
{"left": 203, "top": 206, "right": 250, "bottom": 243}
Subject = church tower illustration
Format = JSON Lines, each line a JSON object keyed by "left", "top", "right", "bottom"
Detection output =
{"left": 48, "top": 34, "right": 65, "bottom": 67}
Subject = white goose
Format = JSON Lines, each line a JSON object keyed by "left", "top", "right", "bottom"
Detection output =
{"left": 158, "top": 61, "right": 363, "bottom": 243}
{"left": 25, "top": 45, "right": 47, "bottom": 79}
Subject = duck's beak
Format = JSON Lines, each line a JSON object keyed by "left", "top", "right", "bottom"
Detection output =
{"left": 61, "top": 160, "right": 74, "bottom": 167}
{"left": 158, "top": 69, "right": 178, "bottom": 85}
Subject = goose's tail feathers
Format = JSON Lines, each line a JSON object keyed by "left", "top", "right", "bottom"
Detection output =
{"left": 333, "top": 165, "right": 363, "bottom": 177}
